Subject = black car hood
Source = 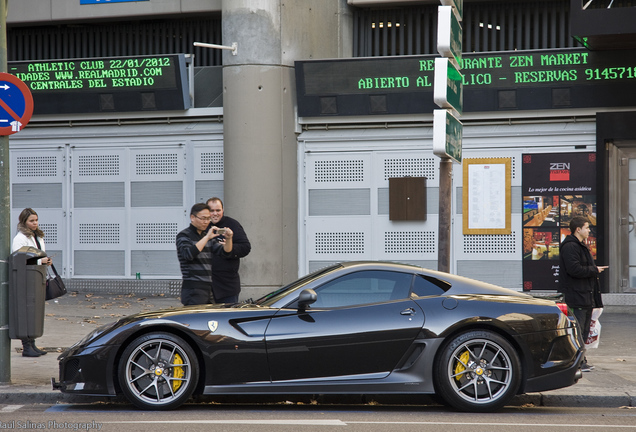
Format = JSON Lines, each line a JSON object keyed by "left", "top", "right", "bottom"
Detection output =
{"left": 113, "top": 302, "right": 272, "bottom": 325}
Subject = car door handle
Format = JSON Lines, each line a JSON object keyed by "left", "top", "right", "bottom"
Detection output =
{"left": 400, "top": 308, "right": 416, "bottom": 316}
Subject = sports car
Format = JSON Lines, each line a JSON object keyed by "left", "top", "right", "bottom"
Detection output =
{"left": 53, "top": 261, "right": 584, "bottom": 412}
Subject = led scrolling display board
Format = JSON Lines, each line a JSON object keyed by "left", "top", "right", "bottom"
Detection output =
{"left": 295, "top": 48, "right": 636, "bottom": 116}
{"left": 8, "top": 54, "right": 190, "bottom": 114}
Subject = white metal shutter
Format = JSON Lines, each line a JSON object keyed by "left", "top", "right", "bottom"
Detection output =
{"left": 193, "top": 140, "right": 224, "bottom": 203}
{"left": 10, "top": 147, "right": 67, "bottom": 274}
{"left": 72, "top": 147, "right": 128, "bottom": 276}
{"left": 129, "top": 146, "right": 185, "bottom": 278}
{"left": 299, "top": 121, "right": 596, "bottom": 289}
{"left": 303, "top": 148, "right": 440, "bottom": 273}
{"left": 9, "top": 121, "right": 225, "bottom": 283}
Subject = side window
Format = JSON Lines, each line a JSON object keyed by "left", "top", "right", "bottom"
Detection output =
{"left": 411, "top": 274, "right": 450, "bottom": 297}
{"left": 312, "top": 270, "right": 414, "bottom": 308}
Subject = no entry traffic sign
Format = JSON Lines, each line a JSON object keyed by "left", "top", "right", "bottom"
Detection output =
{"left": 0, "top": 72, "right": 33, "bottom": 135}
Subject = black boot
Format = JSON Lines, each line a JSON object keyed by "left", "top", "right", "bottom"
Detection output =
{"left": 29, "top": 339, "right": 47, "bottom": 355}
{"left": 21, "top": 339, "right": 41, "bottom": 357}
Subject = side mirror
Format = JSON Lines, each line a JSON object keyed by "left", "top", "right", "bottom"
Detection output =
{"left": 297, "top": 289, "right": 317, "bottom": 309}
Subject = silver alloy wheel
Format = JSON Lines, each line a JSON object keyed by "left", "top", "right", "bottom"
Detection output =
{"left": 446, "top": 337, "right": 514, "bottom": 405}
{"left": 122, "top": 336, "right": 193, "bottom": 407}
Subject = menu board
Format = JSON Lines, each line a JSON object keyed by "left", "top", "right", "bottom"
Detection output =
{"left": 463, "top": 158, "right": 511, "bottom": 234}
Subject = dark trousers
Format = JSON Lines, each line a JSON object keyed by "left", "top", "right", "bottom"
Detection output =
{"left": 214, "top": 294, "right": 239, "bottom": 304}
{"left": 573, "top": 306, "right": 593, "bottom": 343}
{"left": 181, "top": 280, "right": 213, "bottom": 306}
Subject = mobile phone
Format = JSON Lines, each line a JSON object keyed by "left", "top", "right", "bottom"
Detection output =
{"left": 216, "top": 228, "right": 226, "bottom": 235}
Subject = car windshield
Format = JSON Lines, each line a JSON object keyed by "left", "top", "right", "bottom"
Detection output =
{"left": 253, "top": 264, "right": 342, "bottom": 307}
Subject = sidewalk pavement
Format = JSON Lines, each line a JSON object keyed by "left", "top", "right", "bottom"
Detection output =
{"left": 0, "top": 292, "right": 635, "bottom": 408}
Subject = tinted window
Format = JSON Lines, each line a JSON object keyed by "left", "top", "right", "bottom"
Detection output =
{"left": 255, "top": 264, "right": 341, "bottom": 306}
{"left": 312, "top": 270, "right": 413, "bottom": 308}
{"left": 411, "top": 275, "right": 449, "bottom": 297}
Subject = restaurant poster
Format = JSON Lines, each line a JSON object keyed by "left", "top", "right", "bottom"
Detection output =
{"left": 522, "top": 152, "right": 597, "bottom": 291}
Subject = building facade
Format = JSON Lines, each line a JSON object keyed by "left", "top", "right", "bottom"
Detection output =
{"left": 6, "top": 0, "right": 636, "bottom": 306}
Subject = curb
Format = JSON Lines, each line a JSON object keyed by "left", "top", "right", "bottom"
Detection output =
{"left": 0, "top": 390, "right": 633, "bottom": 408}
{"left": 538, "top": 393, "right": 636, "bottom": 408}
{"left": 513, "top": 393, "right": 636, "bottom": 408}
{"left": 0, "top": 391, "right": 122, "bottom": 405}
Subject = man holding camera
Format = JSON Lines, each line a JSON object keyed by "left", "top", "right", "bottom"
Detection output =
{"left": 176, "top": 203, "right": 234, "bottom": 306}
{"left": 206, "top": 197, "right": 252, "bottom": 304}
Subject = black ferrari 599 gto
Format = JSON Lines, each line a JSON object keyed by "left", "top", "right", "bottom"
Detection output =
{"left": 53, "top": 261, "right": 584, "bottom": 412}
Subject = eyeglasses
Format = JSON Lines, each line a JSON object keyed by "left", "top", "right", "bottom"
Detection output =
{"left": 194, "top": 215, "right": 212, "bottom": 222}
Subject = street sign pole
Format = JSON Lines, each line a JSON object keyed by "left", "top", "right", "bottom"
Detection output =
{"left": 438, "top": 157, "right": 453, "bottom": 273}
{"left": 435, "top": 1, "right": 463, "bottom": 274}
{"left": 0, "top": 0, "right": 11, "bottom": 384}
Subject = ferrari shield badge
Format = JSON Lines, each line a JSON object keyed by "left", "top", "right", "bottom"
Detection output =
{"left": 207, "top": 320, "right": 219, "bottom": 333}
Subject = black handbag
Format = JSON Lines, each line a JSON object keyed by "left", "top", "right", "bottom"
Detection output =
{"left": 46, "top": 264, "right": 67, "bottom": 300}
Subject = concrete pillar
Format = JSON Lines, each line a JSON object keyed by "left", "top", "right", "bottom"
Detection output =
{"left": 221, "top": 0, "right": 352, "bottom": 296}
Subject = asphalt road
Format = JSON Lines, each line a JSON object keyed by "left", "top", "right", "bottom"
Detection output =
{"left": 2, "top": 404, "right": 636, "bottom": 432}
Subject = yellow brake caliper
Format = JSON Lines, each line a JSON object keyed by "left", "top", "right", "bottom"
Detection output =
{"left": 172, "top": 353, "right": 184, "bottom": 392}
{"left": 454, "top": 351, "right": 471, "bottom": 381}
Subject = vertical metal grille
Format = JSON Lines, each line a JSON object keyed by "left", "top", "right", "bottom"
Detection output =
{"left": 314, "top": 160, "right": 365, "bottom": 183}
{"left": 200, "top": 152, "right": 224, "bottom": 174}
{"left": 384, "top": 231, "right": 436, "bottom": 254}
{"left": 315, "top": 232, "right": 365, "bottom": 254}
{"left": 135, "top": 153, "right": 179, "bottom": 176}
{"left": 16, "top": 156, "right": 57, "bottom": 177}
{"left": 353, "top": 1, "right": 578, "bottom": 57}
{"left": 78, "top": 155, "right": 120, "bottom": 176}
{"left": 384, "top": 158, "right": 436, "bottom": 181}
{"left": 136, "top": 223, "right": 178, "bottom": 244}
{"left": 8, "top": 17, "right": 222, "bottom": 67}
{"left": 353, "top": 6, "right": 438, "bottom": 56}
{"left": 79, "top": 223, "right": 120, "bottom": 244}
{"left": 40, "top": 223, "right": 58, "bottom": 244}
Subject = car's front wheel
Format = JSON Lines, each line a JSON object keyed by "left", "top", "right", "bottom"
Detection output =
{"left": 434, "top": 330, "right": 521, "bottom": 412}
{"left": 118, "top": 332, "right": 199, "bottom": 410}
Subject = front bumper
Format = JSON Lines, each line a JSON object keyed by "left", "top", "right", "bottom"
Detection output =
{"left": 54, "top": 344, "right": 120, "bottom": 396}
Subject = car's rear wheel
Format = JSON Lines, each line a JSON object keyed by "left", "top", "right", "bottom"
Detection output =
{"left": 118, "top": 332, "right": 199, "bottom": 410}
{"left": 434, "top": 330, "right": 521, "bottom": 412}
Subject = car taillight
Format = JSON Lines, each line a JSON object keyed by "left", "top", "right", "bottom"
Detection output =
{"left": 556, "top": 302, "right": 569, "bottom": 315}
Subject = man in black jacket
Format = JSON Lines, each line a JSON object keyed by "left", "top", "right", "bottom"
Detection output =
{"left": 559, "top": 216, "right": 606, "bottom": 371}
{"left": 207, "top": 197, "right": 251, "bottom": 304}
{"left": 176, "top": 203, "right": 233, "bottom": 305}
